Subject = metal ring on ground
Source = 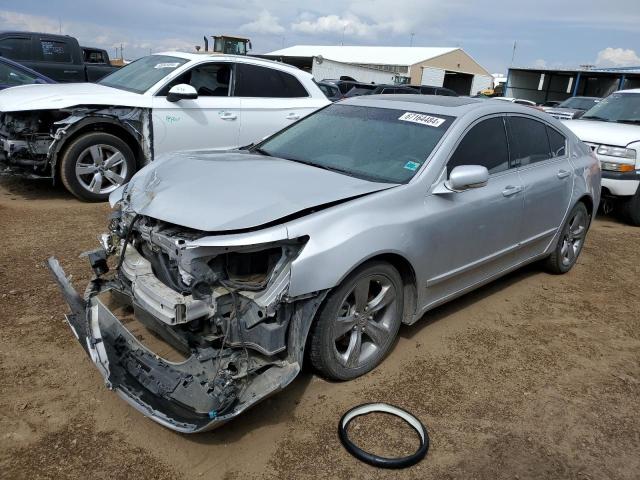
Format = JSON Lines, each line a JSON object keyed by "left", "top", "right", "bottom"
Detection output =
{"left": 338, "top": 403, "right": 429, "bottom": 469}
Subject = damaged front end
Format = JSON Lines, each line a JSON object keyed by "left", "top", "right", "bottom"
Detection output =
{"left": 0, "top": 107, "right": 150, "bottom": 179}
{"left": 48, "top": 207, "right": 326, "bottom": 433}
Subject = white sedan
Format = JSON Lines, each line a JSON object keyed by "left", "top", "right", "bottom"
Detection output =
{"left": 0, "top": 52, "right": 330, "bottom": 201}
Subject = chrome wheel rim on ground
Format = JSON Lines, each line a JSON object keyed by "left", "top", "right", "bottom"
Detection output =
{"left": 75, "top": 144, "right": 128, "bottom": 195}
{"left": 333, "top": 274, "right": 397, "bottom": 369}
{"left": 560, "top": 209, "right": 587, "bottom": 266}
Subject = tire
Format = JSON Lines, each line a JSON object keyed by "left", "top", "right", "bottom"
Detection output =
{"left": 545, "top": 202, "right": 590, "bottom": 274}
{"left": 622, "top": 189, "right": 640, "bottom": 226}
{"left": 59, "top": 132, "right": 136, "bottom": 202}
{"left": 309, "top": 261, "right": 404, "bottom": 381}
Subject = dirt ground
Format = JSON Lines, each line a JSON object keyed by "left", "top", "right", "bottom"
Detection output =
{"left": 0, "top": 176, "right": 638, "bottom": 480}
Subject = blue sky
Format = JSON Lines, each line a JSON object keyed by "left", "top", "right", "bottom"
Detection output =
{"left": 1, "top": 0, "right": 639, "bottom": 73}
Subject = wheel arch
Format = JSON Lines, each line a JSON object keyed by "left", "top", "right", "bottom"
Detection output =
{"left": 50, "top": 109, "right": 152, "bottom": 176}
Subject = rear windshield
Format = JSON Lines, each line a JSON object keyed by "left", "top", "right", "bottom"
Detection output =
{"left": 255, "top": 104, "right": 455, "bottom": 184}
{"left": 99, "top": 55, "right": 188, "bottom": 94}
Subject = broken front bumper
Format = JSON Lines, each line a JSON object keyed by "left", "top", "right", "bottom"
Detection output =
{"left": 47, "top": 257, "right": 304, "bottom": 433}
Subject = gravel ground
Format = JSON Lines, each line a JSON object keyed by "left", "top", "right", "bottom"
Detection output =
{"left": 0, "top": 176, "right": 638, "bottom": 480}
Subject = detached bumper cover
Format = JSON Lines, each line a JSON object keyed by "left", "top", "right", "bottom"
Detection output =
{"left": 47, "top": 257, "right": 303, "bottom": 433}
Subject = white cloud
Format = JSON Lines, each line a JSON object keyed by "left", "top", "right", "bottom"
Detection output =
{"left": 240, "top": 10, "right": 285, "bottom": 35}
{"left": 533, "top": 59, "right": 547, "bottom": 68}
{"left": 0, "top": 11, "right": 60, "bottom": 33}
{"left": 595, "top": 47, "right": 640, "bottom": 67}
{"left": 292, "top": 13, "right": 377, "bottom": 37}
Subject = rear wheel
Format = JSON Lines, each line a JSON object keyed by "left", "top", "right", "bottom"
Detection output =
{"left": 545, "top": 202, "right": 589, "bottom": 274}
{"left": 622, "top": 188, "right": 640, "bottom": 226}
{"left": 59, "top": 132, "right": 136, "bottom": 202}
{"left": 309, "top": 261, "right": 404, "bottom": 381}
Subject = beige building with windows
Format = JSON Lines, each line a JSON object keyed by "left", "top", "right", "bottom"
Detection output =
{"left": 264, "top": 45, "right": 493, "bottom": 95}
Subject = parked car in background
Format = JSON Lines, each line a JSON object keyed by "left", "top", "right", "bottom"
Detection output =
{"left": 0, "top": 56, "right": 55, "bottom": 90}
{"left": 317, "top": 80, "right": 343, "bottom": 101}
{"left": 545, "top": 96, "right": 600, "bottom": 120}
{"left": 50, "top": 95, "right": 599, "bottom": 433}
{"left": 0, "top": 31, "right": 118, "bottom": 82}
{"left": 494, "top": 97, "right": 538, "bottom": 107}
{"left": 82, "top": 46, "right": 112, "bottom": 66}
{"left": 344, "top": 84, "right": 417, "bottom": 97}
{"left": 564, "top": 89, "right": 640, "bottom": 225}
{"left": 0, "top": 52, "right": 330, "bottom": 201}
{"left": 410, "top": 85, "right": 458, "bottom": 96}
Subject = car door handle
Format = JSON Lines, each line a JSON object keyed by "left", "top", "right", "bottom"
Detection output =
{"left": 557, "top": 169, "right": 571, "bottom": 179}
{"left": 502, "top": 185, "right": 523, "bottom": 197}
{"left": 285, "top": 113, "right": 301, "bottom": 120}
{"left": 63, "top": 70, "right": 77, "bottom": 74}
{"left": 219, "top": 112, "right": 237, "bottom": 120}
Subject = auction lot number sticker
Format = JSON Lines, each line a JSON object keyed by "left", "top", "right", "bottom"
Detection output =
{"left": 398, "top": 112, "right": 446, "bottom": 128}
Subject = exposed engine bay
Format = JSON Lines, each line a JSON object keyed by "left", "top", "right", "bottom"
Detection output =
{"left": 48, "top": 201, "right": 327, "bottom": 432}
{"left": 0, "top": 107, "right": 150, "bottom": 179}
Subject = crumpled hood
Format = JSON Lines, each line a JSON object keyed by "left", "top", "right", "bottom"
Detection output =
{"left": 563, "top": 119, "right": 640, "bottom": 147}
{"left": 547, "top": 108, "right": 582, "bottom": 116}
{"left": 122, "top": 152, "right": 396, "bottom": 232}
{"left": 0, "top": 82, "right": 148, "bottom": 112}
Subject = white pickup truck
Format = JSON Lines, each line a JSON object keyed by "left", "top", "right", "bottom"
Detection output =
{"left": 564, "top": 89, "right": 640, "bottom": 225}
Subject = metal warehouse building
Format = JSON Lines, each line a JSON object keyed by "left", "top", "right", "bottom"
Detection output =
{"left": 262, "top": 46, "right": 494, "bottom": 96}
{"left": 505, "top": 66, "right": 640, "bottom": 103}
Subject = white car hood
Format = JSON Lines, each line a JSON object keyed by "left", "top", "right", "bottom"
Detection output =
{"left": 564, "top": 119, "right": 640, "bottom": 147}
{"left": 0, "top": 83, "right": 149, "bottom": 112}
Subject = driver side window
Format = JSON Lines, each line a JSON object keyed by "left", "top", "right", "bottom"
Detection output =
{"left": 447, "top": 117, "right": 510, "bottom": 175}
{"left": 158, "top": 63, "right": 232, "bottom": 97}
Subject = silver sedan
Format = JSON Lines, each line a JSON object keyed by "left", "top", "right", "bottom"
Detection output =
{"left": 50, "top": 95, "right": 601, "bottom": 432}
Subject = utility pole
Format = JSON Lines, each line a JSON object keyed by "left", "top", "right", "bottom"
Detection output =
{"left": 410, "top": 33, "right": 415, "bottom": 47}
{"left": 58, "top": 18, "right": 62, "bottom": 34}
{"left": 120, "top": 43, "right": 124, "bottom": 60}
{"left": 510, "top": 41, "right": 517, "bottom": 66}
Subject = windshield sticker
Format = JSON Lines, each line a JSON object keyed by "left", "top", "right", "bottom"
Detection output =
{"left": 154, "top": 62, "right": 181, "bottom": 69}
{"left": 398, "top": 112, "right": 446, "bottom": 128}
{"left": 403, "top": 161, "right": 421, "bottom": 171}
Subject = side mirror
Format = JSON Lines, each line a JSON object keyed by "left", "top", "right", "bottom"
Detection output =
{"left": 166, "top": 84, "right": 198, "bottom": 102}
{"left": 447, "top": 165, "right": 489, "bottom": 191}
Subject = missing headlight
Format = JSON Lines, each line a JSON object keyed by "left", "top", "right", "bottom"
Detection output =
{"left": 222, "top": 247, "right": 282, "bottom": 290}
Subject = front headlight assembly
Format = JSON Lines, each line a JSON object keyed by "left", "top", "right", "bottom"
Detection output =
{"left": 597, "top": 145, "right": 637, "bottom": 160}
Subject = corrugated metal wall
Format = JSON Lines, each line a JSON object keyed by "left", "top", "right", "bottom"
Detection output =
{"left": 471, "top": 75, "right": 493, "bottom": 95}
{"left": 420, "top": 67, "right": 445, "bottom": 86}
{"left": 311, "top": 58, "right": 396, "bottom": 84}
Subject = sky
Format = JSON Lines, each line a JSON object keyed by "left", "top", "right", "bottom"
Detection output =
{"left": 1, "top": 0, "right": 639, "bottom": 74}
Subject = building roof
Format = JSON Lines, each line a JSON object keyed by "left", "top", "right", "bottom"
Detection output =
{"left": 510, "top": 66, "right": 640, "bottom": 75}
{"left": 266, "top": 45, "right": 458, "bottom": 67}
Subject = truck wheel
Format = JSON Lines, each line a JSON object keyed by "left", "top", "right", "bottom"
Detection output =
{"left": 309, "top": 261, "right": 404, "bottom": 381}
{"left": 622, "top": 189, "right": 640, "bottom": 226}
{"left": 59, "top": 132, "right": 136, "bottom": 202}
{"left": 545, "top": 202, "right": 589, "bottom": 274}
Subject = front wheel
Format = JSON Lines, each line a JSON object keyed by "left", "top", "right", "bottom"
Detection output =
{"left": 622, "top": 188, "right": 640, "bottom": 226}
{"left": 59, "top": 132, "right": 136, "bottom": 202}
{"left": 545, "top": 202, "right": 590, "bottom": 274}
{"left": 309, "top": 261, "right": 404, "bottom": 381}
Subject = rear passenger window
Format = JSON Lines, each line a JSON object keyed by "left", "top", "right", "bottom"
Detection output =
{"left": 40, "top": 40, "right": 72, "bottom": 63}
{"left": 234, "top": 64, "right": 308, "bottom": 98}
{"left": 547, "top": 127, "right": 567, "bottom": 157}
{"left": 0, "top": 37, "right": 31, "bottom": 60}
{"left": 508, "top": 117, "right": 552, "bottom": 166}
{"left": 448, "top": 117, "right": 510, "bottom": 175}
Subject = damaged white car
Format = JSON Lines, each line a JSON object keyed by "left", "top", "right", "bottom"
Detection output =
{"left": 0, "top": 52, "right": 328, "bottom": 201}
{"left": 49, "top": 96, "right": 599, "bottom": 432}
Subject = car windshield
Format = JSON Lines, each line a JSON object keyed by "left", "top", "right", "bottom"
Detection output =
{"left": 582, "top": 92, "right": 640, "bottom": 123}
{"left": 98, "top": 55, "right": 188, "bottom": 94}
{"left": 558, "top": 97, "right": 599, "bottom": 110}
{"left": 254, "top": 104, "right": 455, "bottom": 184}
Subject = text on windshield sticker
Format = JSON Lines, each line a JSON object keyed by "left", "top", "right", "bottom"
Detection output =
{"left": 398, "top": 112, "right": 446, "bottom": 127}
{"left": 154, "top": 62, "right": 181, "bottom": 69}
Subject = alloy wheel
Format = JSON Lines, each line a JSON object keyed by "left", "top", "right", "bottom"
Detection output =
{"left": 560, "top": 209, "right": 587, "bottom": 266}
{"left": 75, "top": 144, "right": 128, "bottom": 195}
{"left": 332, "top": 274, "right": 397, "bottom": 369}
